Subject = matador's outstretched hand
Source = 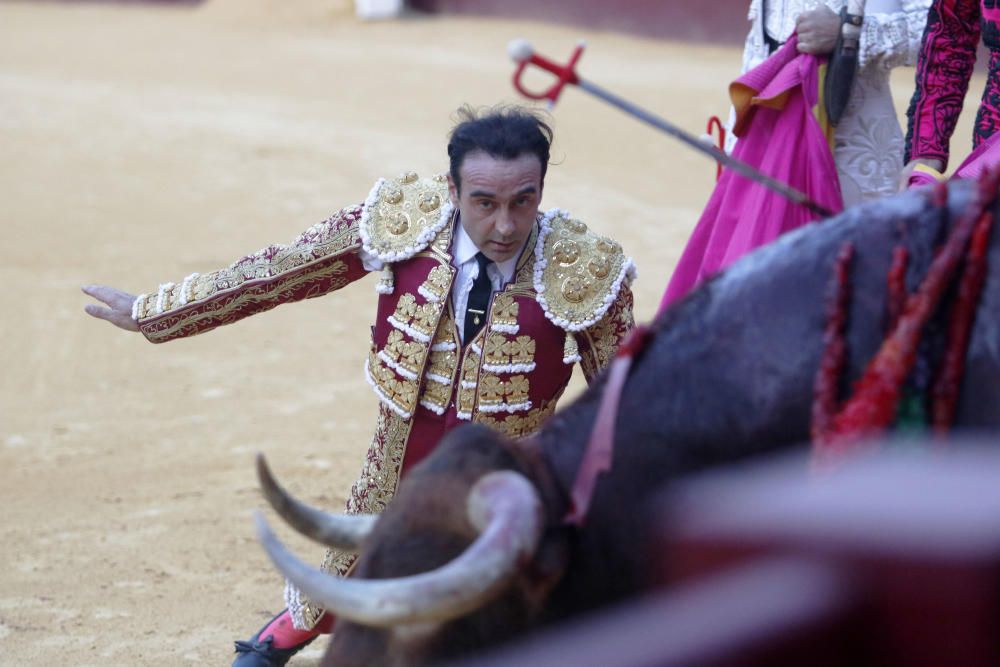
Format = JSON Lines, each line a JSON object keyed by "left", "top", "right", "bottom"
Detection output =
{"left": 82, "top": 285, "right": 139, "bottom": 332}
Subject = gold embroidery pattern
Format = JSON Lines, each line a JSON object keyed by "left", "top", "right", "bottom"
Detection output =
{"left": 431, "top": 221, "right": 453, "bottom": 254}
{"left": 476, "top": 399, "right": 558, "bottom": 439}
{"left": 483, "top": 334, "right": 536, "bottom": 370}
{"left": 478, "top": 375, "right": 531, "bottom": 409}
{"left": 537, "top": 213, "right": 632, "bottom": 330}
{"left": 431, "top": 310, "right": 458, "bottom": 351}
{"left": 425, "top": 345, "right": 458, "bottom": 384}
{"left": 418, "top": 265, "right": 453, "bottom": 303}
{"left": 490, "top": 293, "right": 520, "bottom": 330}
{"left": 493, "top": 293, "right": 520, "bottom": 324}
{"left": 420, "top": 313, "right": 458, "bottom": 412}
{"left": 563, "top": 331, "right": 581, "bottom": 361}
{"left": 140, "top": 259, "right": 354, "bottom": 342}
{"left": 456, "top": 347, "right": 481, "bottom": 418}
{"left": 291, "top": 404, "right": 413, "bottom": 629}
{"left": 420, "top": 380, "right": 453, "bottom": 412}
{"left": 388, "top": 293, "right": 440, "bottom": 341}
{"left": 368, "top": 350, "right": 419, "bottom": 416}
{"left": 372, "top": 259, "right": 450, "bottom": 413}
{"left": 136, "top": 206, "right": 363, "bottom": 321}
{"left": 577, "top": 287, "right": 635, "bottom": 382}
{"left": 362, "top": 174, "right": 450, "bottom": 259}
{"left": 380, "top": 330, "right": 424, "bottom": 378}
{"left": 376, "top": 265, "right": 394, "bottom": 294}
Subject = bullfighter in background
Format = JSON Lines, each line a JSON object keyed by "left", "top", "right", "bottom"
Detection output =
{"left": 902, "top": 0, "right": 1000, "bottom": 184}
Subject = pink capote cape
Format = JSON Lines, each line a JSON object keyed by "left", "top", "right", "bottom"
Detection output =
{"left": 659, "top": 36, "right": 844, "bottom": 314}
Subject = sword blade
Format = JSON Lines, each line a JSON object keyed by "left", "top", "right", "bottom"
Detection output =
{"left": 575, "top": 78, "right": 835, "bottom": 219}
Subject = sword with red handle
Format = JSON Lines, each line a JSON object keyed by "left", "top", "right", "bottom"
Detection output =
{"left": 705, "top": 115, "right": 726, "bottom": 182}
{"left": 508, "top": 39, "right": 835, "bottom": 219}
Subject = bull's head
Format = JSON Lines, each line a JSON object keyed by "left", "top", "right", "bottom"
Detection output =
{"left": 255, "top": 425, "right": 572, "bottom": 666}
{"left": 254, "top": 175, "right": 1000, "bottom": 664}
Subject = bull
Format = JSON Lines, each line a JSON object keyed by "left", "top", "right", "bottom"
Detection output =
{"left": 254, "top": 176, "right": 1000, "bottom": 666}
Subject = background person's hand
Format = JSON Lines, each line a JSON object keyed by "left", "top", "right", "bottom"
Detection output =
{"left": 796, "top": 6, "right": 841, "bottom": 55}
{"left": 898, "top": 158, "right": 946, "bottom": 191}
{"left": 82, "top": 284, "right": 140, "bottom": 331}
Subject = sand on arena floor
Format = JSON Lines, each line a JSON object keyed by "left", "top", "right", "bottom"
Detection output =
{"left": 0, "top": 1, "right": 983, "bottom": 664}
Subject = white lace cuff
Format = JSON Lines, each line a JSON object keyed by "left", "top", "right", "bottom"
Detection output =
{"left": 858, "top": 1, "right": 930, "bottom": 71}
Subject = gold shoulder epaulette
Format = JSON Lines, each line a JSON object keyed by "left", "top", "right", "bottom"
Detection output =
{"left": 533, "top": 209, "right": 636, "bottom": 331}
{"left": 359, "top": 171, "right": 453, "bottom": 262}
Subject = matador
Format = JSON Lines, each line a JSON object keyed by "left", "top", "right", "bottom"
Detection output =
{"left": 83, "top": 107, "right": 635, "bottom": 667}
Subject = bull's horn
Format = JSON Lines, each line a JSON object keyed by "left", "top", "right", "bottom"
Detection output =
{"left": 256, "top": 453, "right": 377, "bottom": 551}
{"left": 254, "top": 470, "right": 543, "bottom": 626}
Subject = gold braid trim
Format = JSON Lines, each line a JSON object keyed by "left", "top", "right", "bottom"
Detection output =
{"left": 286, "top": 403, "right": 413, "bottom": 629}
{"left": 576, "top": 284, "right": 635, "bottom": 383}
{"left": 475, "top": 399, "right": 559, "bottom": 439}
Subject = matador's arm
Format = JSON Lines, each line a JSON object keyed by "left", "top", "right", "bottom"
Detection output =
{"left": 904, "top": 0, "right": 981, "bottom": 167}
{"left": 130, "top": 204, "right": 369, "bottom": 343}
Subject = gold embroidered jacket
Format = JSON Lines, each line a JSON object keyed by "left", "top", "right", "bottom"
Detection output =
{"left": 133, "top": 171, "right": 636, "bottom": 441}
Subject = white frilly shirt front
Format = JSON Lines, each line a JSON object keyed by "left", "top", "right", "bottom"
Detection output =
{"left": 732, "top": 0, "right": 932, "bottom": 206}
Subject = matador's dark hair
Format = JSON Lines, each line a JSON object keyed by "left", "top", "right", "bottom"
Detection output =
{"left": 447, "top": 105, "right": 553, "bottom": 192}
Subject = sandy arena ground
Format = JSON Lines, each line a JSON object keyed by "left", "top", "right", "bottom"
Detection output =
{"left": 0, "top": 1, "right": 983, "bottom": 664}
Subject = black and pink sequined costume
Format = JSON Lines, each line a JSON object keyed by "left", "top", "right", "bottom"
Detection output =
{"left": 905, "top": 0, "right": 1000, "bottom": 168}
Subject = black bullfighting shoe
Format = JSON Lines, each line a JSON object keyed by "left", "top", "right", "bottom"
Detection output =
{"left": 232, "top": 610, "right": 318, "bottom": 667}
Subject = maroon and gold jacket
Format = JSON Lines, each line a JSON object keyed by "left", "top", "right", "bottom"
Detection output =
{"left": 134, "top": 170, "right": 635, "bottom": 629}
{"left": 132, "top": 171, "right": 636, "bottom": 444}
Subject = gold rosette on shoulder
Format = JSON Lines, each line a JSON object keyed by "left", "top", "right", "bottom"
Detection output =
{"left": 533, "top": 210, "right": 636, "bottom": 331}
{"left": 359, "top": 171, "right": 453, "bottom": 262}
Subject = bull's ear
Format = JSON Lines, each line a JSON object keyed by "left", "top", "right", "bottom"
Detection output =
{"left": 519, "top": 533, "right": 570, "bottom": 615}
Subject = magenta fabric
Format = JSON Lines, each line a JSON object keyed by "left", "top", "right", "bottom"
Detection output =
{"left": 906, "top": 130, "right": 1000, "bottom": 189}
{"left": 659, "top": 36, "right": 844, "bottom": 314}
{"left": 954, "top": 129, "right": 1000, "bottom": 178}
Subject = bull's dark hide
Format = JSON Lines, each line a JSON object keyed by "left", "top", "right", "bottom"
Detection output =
{"left": 322, "top": 179, "right": 1000, "bottom": 666}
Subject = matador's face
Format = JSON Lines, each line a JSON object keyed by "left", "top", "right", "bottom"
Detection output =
{"left": 448, "top": 151, "right": 543, "bottom": 263}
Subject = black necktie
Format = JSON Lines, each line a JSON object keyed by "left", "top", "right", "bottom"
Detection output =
{"left": 464, "top": 252, "right": 493, "bottom": 343}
